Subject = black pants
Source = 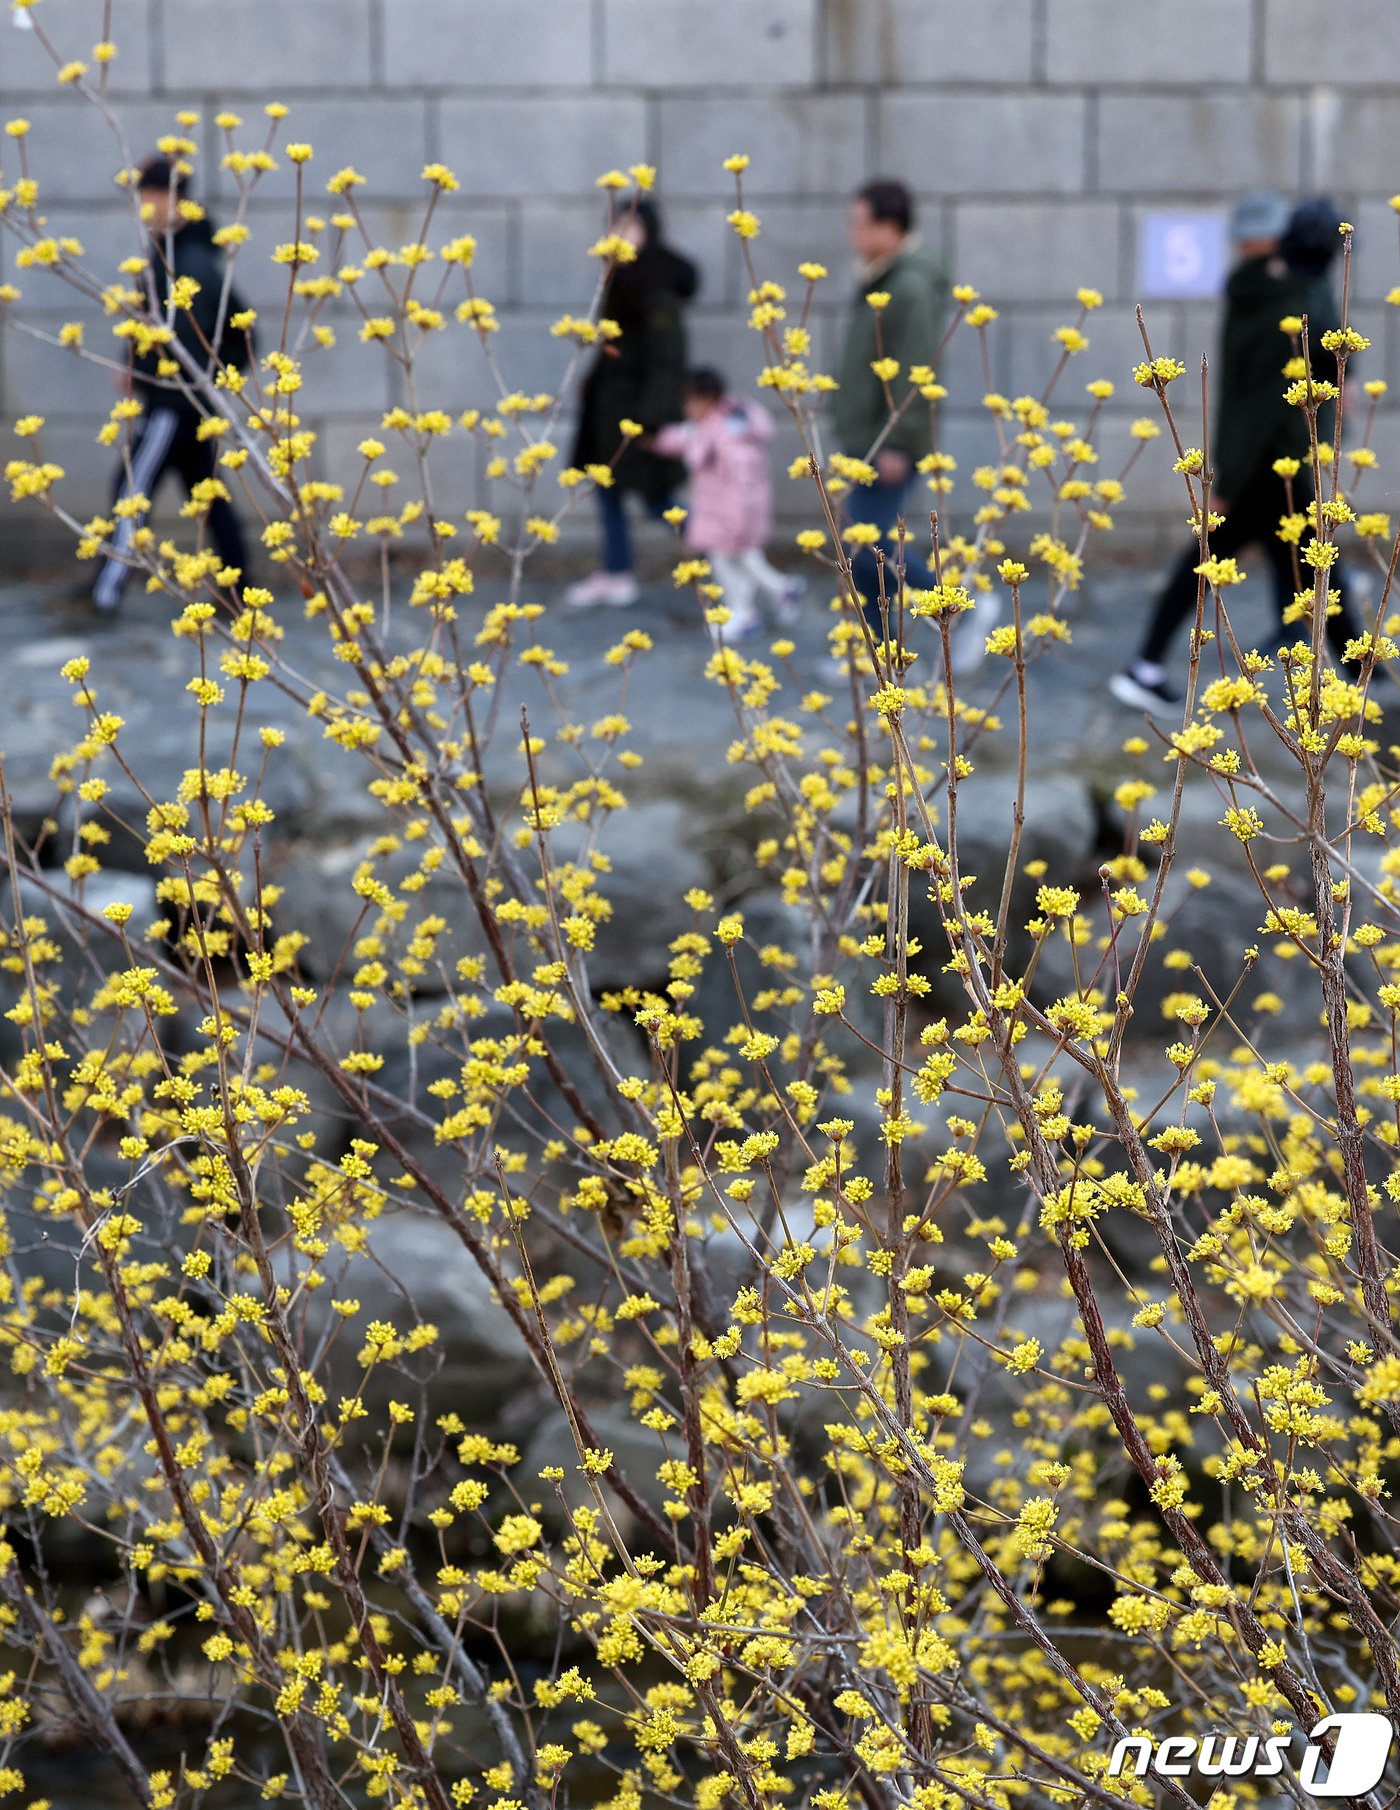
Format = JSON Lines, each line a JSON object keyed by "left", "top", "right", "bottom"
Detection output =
{"left": 1138, "top": 468, "right": 1363, "bottom": 667}
{"left": 94, "top": 405, "right": 247, "bottom": 608}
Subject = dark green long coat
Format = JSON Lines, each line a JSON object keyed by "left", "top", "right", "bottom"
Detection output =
{"left": 1213, "top": 256, "right": 1342, "bottom": 500}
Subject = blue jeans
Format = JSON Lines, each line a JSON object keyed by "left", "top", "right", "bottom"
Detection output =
{"left": 844, "top": 470, "right": 931, "bottom": 635}
{"left": 599, "top": 486, "right": 674, "bottom": 574}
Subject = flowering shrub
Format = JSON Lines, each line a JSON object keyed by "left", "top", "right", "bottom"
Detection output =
{"left": 3, "top": 20, "right": 1400, "bottom": 1810}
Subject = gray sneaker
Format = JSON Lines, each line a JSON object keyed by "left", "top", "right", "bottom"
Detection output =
{"left": 774, "top": 578, "right": 804, "bottom": 627}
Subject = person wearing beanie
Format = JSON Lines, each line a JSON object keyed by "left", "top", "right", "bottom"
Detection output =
{"left": 92, "top": 154, "right": 252, "bottom": 612}
{"left": 1110, "top": 191, "right": 1366, "bottom": 713}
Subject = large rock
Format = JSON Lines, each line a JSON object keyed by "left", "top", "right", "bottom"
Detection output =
{"left": 1, "top": 867, "right": 163, "bottom": 1068}
{"left": 265, "top": 832, "right": 490, "bottom": 991}
{"left": 550, "top": 800, "right": 713, "bottom": 991}
{"left": 279, "top": 990, "right": 647, "bottom": 1200}
{"left": 1103, "top": 781, "right": 1328, "bottom": 1050}
{"left": 267, "top": 797, "right": 719, "bottom": 999}
{"left": 905, "top": 770, "right": 1100, "bottom": 1010}
{"left": 516, "top": 1399, "right": 674, "bottom": 1529}
{"left": 944, "top": 769, "right": 1100, "bottom": 899}
{"left": 683, "top": 888, "right": 814, "bottom": 1052}
{"left": 284, "top": 1209, "right": 537, "bottom": 1426}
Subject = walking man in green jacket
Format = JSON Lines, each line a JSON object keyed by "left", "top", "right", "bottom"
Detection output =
{"left": 831, "top": 179, "right": 948, "bottom": 638}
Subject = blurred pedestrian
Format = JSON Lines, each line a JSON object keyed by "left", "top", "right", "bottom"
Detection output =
{"left": 652, "top": 366, "right": 803, "bottom": 639}
{"left": 93, "top": 154, "right": 250, "bottom": 613}
{"left": 566, "top": 197, "right": 698, "bottom": 608}
{"left": 1111, "top": 191, "right": 1364, "bottom": 712}
{"left": 832, "top": 178, "right": 948, "bottom": 636}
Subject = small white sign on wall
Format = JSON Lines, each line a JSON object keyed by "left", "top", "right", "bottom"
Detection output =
{"left": 1138, "top": 211, "right": 1230, "bottom": 300}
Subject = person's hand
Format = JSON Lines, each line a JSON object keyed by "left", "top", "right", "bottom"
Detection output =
{"left": 874, "top": 448, "right": 911, "bottom": 484}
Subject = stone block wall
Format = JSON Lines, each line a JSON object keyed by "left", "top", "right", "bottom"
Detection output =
{"left": 2, "top": 0, "right": 1399, "bottom": 566}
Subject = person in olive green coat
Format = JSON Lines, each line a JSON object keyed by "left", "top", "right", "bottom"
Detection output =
{"left": 831, "top": 179, "right": 949, "bottom": 634}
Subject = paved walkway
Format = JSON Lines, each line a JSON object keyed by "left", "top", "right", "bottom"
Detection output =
{"left": 0, "top": 549, "right": 1374, "bottom": 852}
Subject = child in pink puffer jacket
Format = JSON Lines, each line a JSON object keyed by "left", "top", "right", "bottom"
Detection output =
{"left": 653, "top": 368, "right": 803, "bottom": 638}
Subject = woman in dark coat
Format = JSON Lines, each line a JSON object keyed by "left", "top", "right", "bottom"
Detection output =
{"left": 566, "top": 197, "right": 698, "bottom": 608}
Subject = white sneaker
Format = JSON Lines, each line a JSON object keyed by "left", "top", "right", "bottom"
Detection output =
{"left": 1108, "top": 668, "right": 1182, "bottom": 714}
{"left": 564, "top": 571, "right": 640, "bottom": 608}
{"left": 950, "top": 592, "right": 1001, "bottom": 672}
{"left": 709, "top": 609, "right": 761, "bottom": 643}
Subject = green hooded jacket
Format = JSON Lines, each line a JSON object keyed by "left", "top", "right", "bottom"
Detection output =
{"left": 1213, "top": 256, "right": 1342, "bottom": 500}
{"left": 832, "top": 240, "right": 949, "bottom": 462}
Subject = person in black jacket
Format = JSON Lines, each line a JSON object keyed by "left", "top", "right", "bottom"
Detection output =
{"left": 93, "top": 154, "right": 250, "bottom": 612}
{"left": 565, "top": 197, "right": 697, "bottom": 608}
{"left": 1111, "top": 193, "right": 1365, "bottom": 712}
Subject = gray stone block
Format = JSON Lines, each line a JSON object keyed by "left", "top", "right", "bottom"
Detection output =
{"left": 515, "top": 201, "right": 633, "bottom": 311}
{"left": 1002, "top": 302, "right": 1153, "bottom": 407}
{"left": 3, "top": 199, "right": 158, "bottom": 290}
{"left": 926, "top": 299, "right": 1000, "bottom": 405}
{"left": 1167, "top": 297, "right": 1225, "bottom": 381}
{"left": 952, "top": 201, "right": 1123, "bottom": 303}
{"left": 519, "top": 199, "right": 729, "bottom": 311}
{"left": 0, "top": 0, "right": 155, "bottom": 95}
{"left": 723, "top": 201, "right": 867, "bottom": 308}
{"left": 684, "top": 309, "right": 788, "bottom": 401}
{"left": 925, "top": 403, "right": 1007, "bottom": 480}
{"left": 206, "top": 196, "right": 514, "bottom": 311}
{"left": 548, "top": 798, "right": 711, "bottom": 988}
{"left": 436, "top": 95, "right": 649, "bottom": 199}
{"left": 823, "top": 0, "right": 1034, "bottom": 85}
{"left": 318, "top": 415, "right": 485, "bottom": 520}
{"left": 1264, "top": 0, "right": 1400, "bottom": 85}
{"left": 0, "top": 97, "right": 185, "bottom": 202}
{"left": 1096, "top": 93, "right": 1302, "bottom": 196}
{"left": 425, "top": 196, "right": 516, "bottom": 302}
{"left": 881, "top": 93, "right": 1087, "bottom": 196}
{"left": 163, "top": 0, "right": 374, "bottom": 93}
{"left": 1357, "top": 406, "right": 1400, "bottom": 496}
{"left": 381, "top": 0, "right": 595, "bottom": 88}
{"left": 1045, "top": 0, "right": 1251, "bottom": 83}
{"left": 1083, "top": 410, "right": 1194, "bottom": 516}
{"left": 602, "top": 0, "right": 818, "bottom": 87}
{"left": 1309, "top": 97, "right": 1400, "bottom": 193}
{"left": 1, "top": 307, "right": 116, "bottom": 419}
{"left": 0, "top": 417, "right": 111, "bottom": 525}
{"left": 656, "top": 92, "right": 867, "bottom": 199}
{"left": 291, "top": 329, "right": 397, "bottom": 418}
{"left": 203, "top": 97, "right": 432, "bottom": 203}
{"left": 406, "top": 306, "right": 576, "bottom": 412}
